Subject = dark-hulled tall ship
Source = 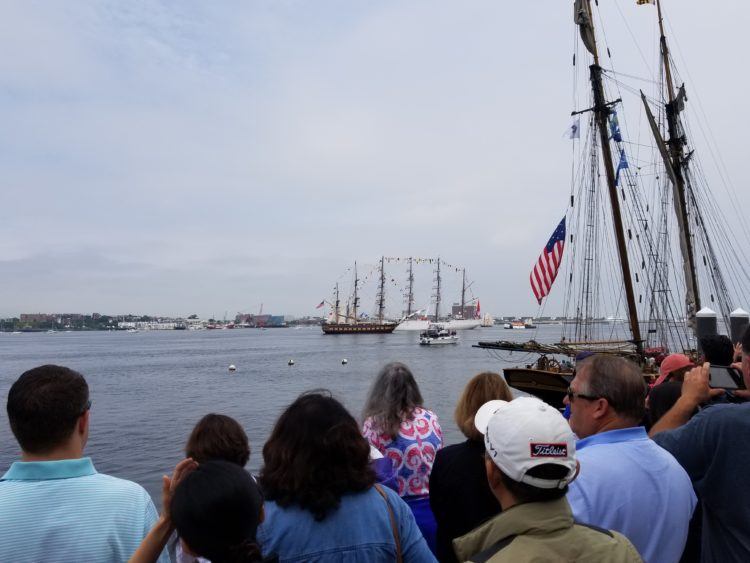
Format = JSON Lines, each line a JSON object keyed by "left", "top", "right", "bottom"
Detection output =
{"left": 322, "top": 258, "right": 397, "bottom": 334}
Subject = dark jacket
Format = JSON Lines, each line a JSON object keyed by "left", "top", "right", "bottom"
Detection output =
{"left": 429, "top": 439, "right": 501, "bottom": 563}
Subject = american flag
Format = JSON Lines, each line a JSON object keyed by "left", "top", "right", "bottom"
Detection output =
{"left": 315, "top": 300, "right": 325, "bottom": 309}
{"left": 530, "top": 218, "right": 566, "bottom": 305}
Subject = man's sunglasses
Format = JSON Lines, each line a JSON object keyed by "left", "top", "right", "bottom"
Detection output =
{"left": 566, "top": 387, "right": 600, "bottom": 402}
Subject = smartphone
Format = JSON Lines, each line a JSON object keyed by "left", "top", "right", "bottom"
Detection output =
{"left": 708, "top": 365, "right": 745, "bottom": 390}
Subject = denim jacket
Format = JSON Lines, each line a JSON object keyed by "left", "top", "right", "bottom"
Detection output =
{"left": 257, "top": 485, "right": 436, "bottom": 562}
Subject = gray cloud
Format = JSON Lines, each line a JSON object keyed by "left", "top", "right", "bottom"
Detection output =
{"left": 1, "top": 0, "right": 747, "bottom": 318}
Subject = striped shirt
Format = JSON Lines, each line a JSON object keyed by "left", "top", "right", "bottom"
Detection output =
{"left": 0, "top": 457, "right": 168, "bottom": 563}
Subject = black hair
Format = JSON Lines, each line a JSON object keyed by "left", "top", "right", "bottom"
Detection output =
{"left": 171, "top": 460, "right": 264, "bottom": 563}
{"left": 646, "top": 381, "right": 688, "bottom": 429}
{"left": 499, "top": 464, "right": 570, "bottom": 504}
{"left": 260, "top": 391, "right": 375, "bottom": 521}
{"left": 699, "top": 334, "right": 734, "bottom": 365}
{"left": 7, "top": 365, "right": 89, "bottom": 453}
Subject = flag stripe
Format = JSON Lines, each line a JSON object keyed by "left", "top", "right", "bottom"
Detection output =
{"left": 530, "top": 218, "right": 566, "bottom": 305}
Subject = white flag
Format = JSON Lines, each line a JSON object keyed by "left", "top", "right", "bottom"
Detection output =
{"left": 567, "top": 118, "right": 581, "bottom": 139}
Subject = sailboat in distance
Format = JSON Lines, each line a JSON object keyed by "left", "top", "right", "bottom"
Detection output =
{"left": 475, "top": 0, "right": 750, "bottom": 405}
{"left": 395, "top": 259, "right": 481, "bottom": 331}
{"left": 322, "top": 258, "right": 397, "bottom": 334}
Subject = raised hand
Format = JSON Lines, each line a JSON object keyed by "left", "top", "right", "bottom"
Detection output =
{"left": 682, "top": 363, "right": 725, "bottom": 406}
{"left": 161, "top": 458, "right": 198, "bottom": 520}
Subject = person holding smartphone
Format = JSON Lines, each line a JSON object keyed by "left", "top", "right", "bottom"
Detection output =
{"left": 650, "top": 327, "right": 750, "bottom": 563}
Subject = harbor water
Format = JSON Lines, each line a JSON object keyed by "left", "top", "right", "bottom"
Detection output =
{"left": 0, "top": 325, "right": 562, "bottom": 501}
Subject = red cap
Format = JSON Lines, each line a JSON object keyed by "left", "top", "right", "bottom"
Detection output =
{"left": 655, "top": 354, "right": 694, "bottom": 385}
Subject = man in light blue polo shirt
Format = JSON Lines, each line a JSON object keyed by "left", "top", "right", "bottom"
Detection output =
{"left": 0, "top": 364, "right": 168, "bottom": 563}
{"left": 564, "top": 354, "right": 696, "bottom": 563}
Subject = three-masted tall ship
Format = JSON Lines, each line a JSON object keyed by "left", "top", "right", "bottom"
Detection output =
{"left": 322, "top": 258, "right": 397, "bottom": 334}
{"left": 476, "top": 0, "right": 750, "bottom": 404}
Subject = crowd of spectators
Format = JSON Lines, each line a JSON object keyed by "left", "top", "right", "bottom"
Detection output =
{"left": 1, "top": 326, "right": 749, "bottom": 562}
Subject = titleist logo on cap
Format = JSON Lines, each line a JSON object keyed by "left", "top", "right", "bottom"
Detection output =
{"left": 530, "top": 443, "right": 567, "bottom": 457}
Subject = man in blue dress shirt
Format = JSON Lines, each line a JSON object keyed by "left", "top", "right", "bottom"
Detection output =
{"left": 564, "top": 354, "right": 696, "bottom": 563}
{"left": 0, "top": 365, "right": 168, "bottom": 563}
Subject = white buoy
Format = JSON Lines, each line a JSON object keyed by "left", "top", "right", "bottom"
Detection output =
{"left": 288, "top": 359, "right": 295, "bottom": 366}
{"left": 342, "top": 359, "right": 348, "bottom": 365}
{"left": 228, "top": 364, "right": 236, "bottom": 372}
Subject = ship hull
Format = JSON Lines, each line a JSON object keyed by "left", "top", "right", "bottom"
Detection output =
{"left": 395, "top": 319, "right": 481, "bottom": 331}
{"left": 322, "top": 323, "right": 396, "bottom": 334}
{"left": 503, "top": 368, "right": 572, "bottom": 408}
{"left": 419, "top": 337, "right": 459, "bottom": 345}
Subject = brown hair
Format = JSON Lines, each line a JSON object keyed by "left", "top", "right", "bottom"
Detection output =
{"left": 260, "top": 391, "right": 375, "bottom": 521}
{"left": 185, "top": 414, "right": 250, "bottom": 467}
{"left": 455, "top": 372, "right": 513, "bottom": 440}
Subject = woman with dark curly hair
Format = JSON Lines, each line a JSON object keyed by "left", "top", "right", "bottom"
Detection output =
{"left": 362, "top": 363, "right": 442, "bottom": 552}
{"left": 257, "top": 392, "right": 434, "bottom": 562}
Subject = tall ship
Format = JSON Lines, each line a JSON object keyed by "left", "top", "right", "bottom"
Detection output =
{"left": 322, "top": 258, "right": 397, "bottom": 334}
{"left": 395, "top": 258, "right": 482, "bottom": 331}
{"left": 475, "top": 0, "right": 750, "bottom": 405}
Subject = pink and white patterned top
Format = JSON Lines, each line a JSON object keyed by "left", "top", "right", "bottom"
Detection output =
{"left": 363, "top": 407, "right": 442, "bottom": 498}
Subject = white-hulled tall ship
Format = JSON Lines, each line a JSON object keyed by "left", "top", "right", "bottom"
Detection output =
{"left": 395, "top": 259, "right": 481, "bottom": 331}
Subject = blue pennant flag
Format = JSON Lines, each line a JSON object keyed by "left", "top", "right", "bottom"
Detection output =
{"left": 615, "top": 149, "right": 629, "bottom": 186}
{"left": 609, "top": 111, "right": 622, "bottom": 142}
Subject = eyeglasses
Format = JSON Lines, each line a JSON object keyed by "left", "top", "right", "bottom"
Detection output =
{"left": 81, "top": 399, "right": 92, "bottom": 414}
{"left": 566, "top": 386, "right": 600, "bottom": 402}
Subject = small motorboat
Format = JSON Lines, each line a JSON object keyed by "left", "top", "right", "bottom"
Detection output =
{"left": 419, "top": 324, "right": 459, "bottom": 345}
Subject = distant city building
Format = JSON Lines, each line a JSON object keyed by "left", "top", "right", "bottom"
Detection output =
{"left": 20, "top": 314, "right": 56, "bottom": 323}
{"left": 234, "top": 313, "right": 286, "bottom": 327}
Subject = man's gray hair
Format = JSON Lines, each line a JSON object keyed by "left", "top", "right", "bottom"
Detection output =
{"left": 578, "top": 355, "right": 647, "bottom": 423}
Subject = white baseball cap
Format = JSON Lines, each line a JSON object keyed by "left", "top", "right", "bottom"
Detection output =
{"left": 474, "top": 397, "right": 577, "bottom": 489}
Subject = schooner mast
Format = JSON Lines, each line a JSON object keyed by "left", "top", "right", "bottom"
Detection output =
{"left": 576, "top": 0, "right": 643, "bottom": 355}
{"left": 640, "top": 0, "right": 701, "bottom": 331}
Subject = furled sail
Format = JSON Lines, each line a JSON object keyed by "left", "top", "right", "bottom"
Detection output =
{"left": 574, "top": 0, "right": 596, "bottom": 56}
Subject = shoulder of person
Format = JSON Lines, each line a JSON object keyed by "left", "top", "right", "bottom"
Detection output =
{"left": 375, "top": 485, "right": 411, "bottom": 515}
{"left": 92, "top": 472, "right": 154, "bottom": 503}
{"left": 655, "top": 401, "right": 744, "bottom": 442}
{"left": 569, "top": 524, "right": 642, "bottom": 562}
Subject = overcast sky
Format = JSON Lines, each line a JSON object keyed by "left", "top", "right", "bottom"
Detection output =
{"left": 1, "top": 0, "right": 747, "bottom": 319}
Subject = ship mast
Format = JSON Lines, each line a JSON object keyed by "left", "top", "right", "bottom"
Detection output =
{"left": 352, "top": 261, "right": 359, "bottom": 324}
{"left": 654, "top": 0, "right": 701, "bottom": 329}
{"left": 578, "top": 0, "right": 643, "bottom": 354}
{"left": 405, "top": 257, "right": 415, "bottom": 318}
{"left": 377, "top": 256, "right": 386, "bottom": 324}
{"left": 433, "top": 257, "right": 442, "bottom": 322}
{"left": 460, "top": 268, "right": 467, "bottom": 319}
{"left": 334, "top": 283, "right": 341, "bottom": 324}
